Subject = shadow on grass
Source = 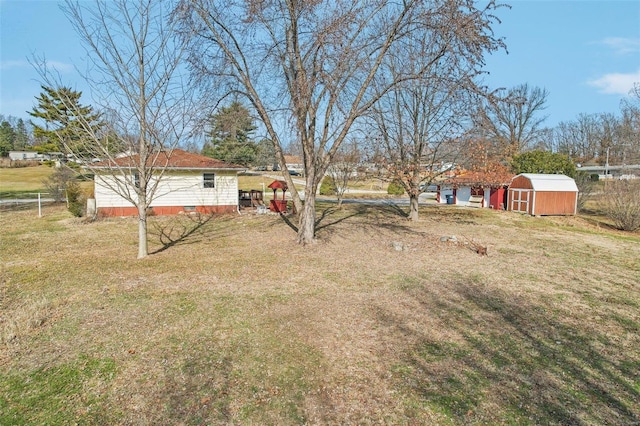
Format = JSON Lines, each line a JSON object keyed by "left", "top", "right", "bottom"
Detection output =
{"left": 149, "top": 213, "right": 219, "bottom": 254}
{"left": 378, "top": 277, "right": 640, "bottom": 424}
{"left": 315, "top": 204, "right": 370, "bottom": 235}
{"left": 276, "top": 202, "right": 396, "bottom": 238}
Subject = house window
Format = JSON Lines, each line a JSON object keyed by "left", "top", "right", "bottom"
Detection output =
{"left": 134, "top": 173, "right": 140, "bottom": 188}
{"left": 203, "top": 173, "right": 215, "bottom": 188}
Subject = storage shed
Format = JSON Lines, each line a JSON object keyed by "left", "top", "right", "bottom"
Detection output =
{"left": 507, "top": 173, "right": 578, "bottom": 216}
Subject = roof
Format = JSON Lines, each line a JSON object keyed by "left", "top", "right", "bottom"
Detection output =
{"left": 284, "top": 155, "right": 302, "bottom": 165}
{"left": 516, "top": 173, "right": 578, "bottom": 192}
{"left": 443, "top": 168, "right": 514, "bottom": 188}
{"left": 92, "top": 149, "right": 245, "bottom": 171}
{"left": 268, "top": 180, "right": 288, "bottom": 190}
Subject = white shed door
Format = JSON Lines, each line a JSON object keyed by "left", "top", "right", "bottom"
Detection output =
{"left": 510, "top": 189, "right": 530, "bottom": 213}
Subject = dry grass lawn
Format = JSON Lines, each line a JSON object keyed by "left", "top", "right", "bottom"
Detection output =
{"left": 1, "top": 203, "right": 639, "bottom": 425}
{"left": 0, "top": 165, "right": 54, "bottom": 194}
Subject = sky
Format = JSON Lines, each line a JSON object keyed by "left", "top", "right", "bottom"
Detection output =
{"left": 1, "top": 0, "right": 639, "bottom": 129}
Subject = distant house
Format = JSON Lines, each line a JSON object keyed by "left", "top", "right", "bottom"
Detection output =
{"left": 92, "top": 149, "right": 245, "bottom": 217}
{"left": 507, "top": 173, "right": 578, "bottom": 216}
{"left": 8, "top": 151, "right": 40, "bottom": 161}
{"left": 284, "top": 155, "right": 303, "bottom": 173}
{"left": 8, "top": 151, "right": 64, "bottom": 162}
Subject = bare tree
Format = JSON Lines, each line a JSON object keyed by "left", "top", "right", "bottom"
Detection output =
{"left": 473, "top": 83, "right": 548, "bottom": 155}
{"left": 619, "top": 83, "right": 640, "bottom": 166}
{"left": 601, "top": 180, "right": 640, "bottom": 231}
{"left": 369, "top": 26, "right": 486, "bottom": 221}
{"left": 325, "top": 141, "right": 361, "bottom": 207}
{"left": 37, "top": 0, "right": 197, "bottom": 258}
{"left": 554, "top": 114, "right": 602, "bottom": 163}
{"left": 174, "top": 0, "right": 506, "bottom": 243}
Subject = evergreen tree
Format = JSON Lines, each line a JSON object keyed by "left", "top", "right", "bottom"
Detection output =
{"left": 29, "top": 85, "right": 103, "bottom": 156}
{"left": 14, "top": 119, "right": 30, "bottom": 150}
{"left": 0, "top": 121, "right": 16, "bottom": 156}
{"left": 202, "top": 101, "right": 257, "bottom": 166}
{"left": 255, "top": 138, "right": 276, "bottom": 169}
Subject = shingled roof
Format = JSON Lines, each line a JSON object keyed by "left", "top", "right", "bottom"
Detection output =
{"left": 92, "top": 149, "right": 245, "bottom": 170}
{"left": 443, "top": 167, "right": 514, "bottom": 188}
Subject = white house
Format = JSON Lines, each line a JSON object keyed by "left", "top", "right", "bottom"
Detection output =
{"left": 92, "top": 149, "right": 245, "bottom": 217}
{"left": 8, "top": 151, "right": 40, "bottom": 161}
{"left": 284, "top": 155, "right": 304, "bottom": 173}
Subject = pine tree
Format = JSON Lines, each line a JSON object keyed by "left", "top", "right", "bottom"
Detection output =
{"left": 0, "top": 121, "right": 16, "bottom": 156}
{"left": 14, "top": 119, "right": 30, "bottom": 150}
{"left": 202, "top": 101, "right": 257, "bottom": 166}
{"left": 29, "top": 85, "right": 103, "bottom": 157}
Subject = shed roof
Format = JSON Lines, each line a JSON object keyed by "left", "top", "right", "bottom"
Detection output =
{"left": 515, "top": 174, "right": 578, "bottom": 192}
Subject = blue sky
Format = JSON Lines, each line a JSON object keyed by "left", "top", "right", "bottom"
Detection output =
{"left": 1, "top": 0, "right": 639, "bottom": 128}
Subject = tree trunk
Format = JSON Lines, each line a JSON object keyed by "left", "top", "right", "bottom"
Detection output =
{"left": 296, "top": 187, "right": 316, "bottom": 245}
{"left": 409, "top": 194, "right": 420, "bottom": 221}
{"left": 137, "top": 204, "right": 148, "bottom": 259}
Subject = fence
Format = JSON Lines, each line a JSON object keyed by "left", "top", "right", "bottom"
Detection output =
{"left": 0, "top": 192, "right": 59, "bottom": 216}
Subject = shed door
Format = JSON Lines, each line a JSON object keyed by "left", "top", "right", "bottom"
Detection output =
{"left": 510, "top": 189, "right": 530, "bottom": 213}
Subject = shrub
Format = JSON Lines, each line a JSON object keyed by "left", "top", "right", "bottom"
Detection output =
{"left": 319, "top": 176, "right": 336, "bottom": 196}
{"left": 601, "top": 180, "right": 640, "bottom": 231}
{"left": 43, "top": 167, "right": 76, "bottom": 202}
{"left": 387, "top": 180, "right": 405, "bottom": 195}
{"left": 66, "top": 181, "right": 85, "bottom": 217}
{"left": 575, "top": 171, "right": 596, "bottom": 212}
{"left": 511, "top": 150, "right": 576, "bottom": 177}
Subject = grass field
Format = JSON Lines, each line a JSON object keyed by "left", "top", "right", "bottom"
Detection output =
{"left": 0, "top": 165, "right": 54, "bottom": 195}
{"left": 1, "top": 201, "right": 639, "bottom": 424}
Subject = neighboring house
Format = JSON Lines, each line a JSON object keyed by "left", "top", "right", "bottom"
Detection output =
{"left": 507, "top": 173, "right": 578, "bottom": 216}
{"left": 92, "top": 149, "right": 245, "bottom": 217}
{"left": 8, "top": 151, "right": 64, "bottom": 162}
{"left": 284, "top": 155, "right": 303, "bottom": 173}
{"left": 577, "top": 164, "right": 640, "bottom": 180}
{"left": 9, "top": 151, "right": 41, "bottom": 161}
{"left": 436, "top": 169, "right": 514, "bottom": 210}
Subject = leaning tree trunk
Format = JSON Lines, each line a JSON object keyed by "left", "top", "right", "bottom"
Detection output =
{"left": 408, "top": 194, "right": 420, "bottom": 221}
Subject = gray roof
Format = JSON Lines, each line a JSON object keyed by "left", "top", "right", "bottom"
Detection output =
{"left": 517, "top": 174, "right": 578, "bottom": 192}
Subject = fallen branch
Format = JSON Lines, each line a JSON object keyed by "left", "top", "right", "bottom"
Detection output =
{"left": 463, "top": 235, "right": 487, "bottom": 256}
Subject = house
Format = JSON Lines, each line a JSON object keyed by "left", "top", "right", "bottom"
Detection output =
{"left": 8, "top": 151, "right": 41, "bottom": 161}
{"left": 92, "top": 149, "right": 245, "bottom": 217}
{"left": 8, "top": 151, "right": 64, "bottom": 162}
{"left": 507, "top": 173, "right": 578, "bottom": 216}
{"left": 436, "top": 168, "right": 514, "bottom": 210}
{"left": 284, "top": 155, "right": 303, "bottom": 174}
{"left": 577, "top": 164, "right": 640, "bottom": 180}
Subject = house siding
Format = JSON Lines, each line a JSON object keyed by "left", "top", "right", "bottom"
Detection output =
{"left": 95, "top": 171, "right": 239, "bottom": 216}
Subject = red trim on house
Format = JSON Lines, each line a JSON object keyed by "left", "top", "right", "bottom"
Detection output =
{"left": 97, "top": 205, "right": 237, "bottom": 217}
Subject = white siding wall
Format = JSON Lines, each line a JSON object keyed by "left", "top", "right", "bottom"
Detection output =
{"left": 456, "top": 187, "right": 471, "bottom": 206}
{"left": 95, "top": 171, "right": 239, "bottom": 208}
